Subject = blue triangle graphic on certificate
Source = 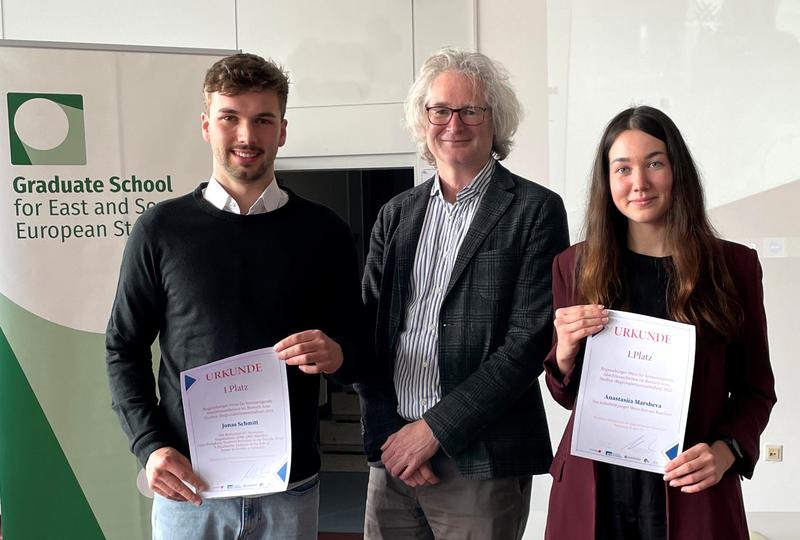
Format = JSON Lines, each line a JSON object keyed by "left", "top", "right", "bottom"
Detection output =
{"left": 184, "top": 375, "right": 196, "bottom": 391}
{"left": 277, "top": 462, "right": 288, "bottom": 481}
{"left": 665, "top": 444, "right": 679, "bottom": 460}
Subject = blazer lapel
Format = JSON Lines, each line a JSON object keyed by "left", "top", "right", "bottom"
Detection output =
{"left": 389, "top": 180, "right": 432, "bottom": 349}
{"left": 445, "top": 164, "right": 515, "bottom": 296}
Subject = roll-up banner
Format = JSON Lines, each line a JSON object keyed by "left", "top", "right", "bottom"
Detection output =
{"left": 0, "top": 42, "right": 231, "bottom": 539}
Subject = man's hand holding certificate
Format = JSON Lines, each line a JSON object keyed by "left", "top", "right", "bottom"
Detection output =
{"left": 571, "top": 310, "right": 695, "bottom": 473}
{"left": 180, "top": 347, "right": 292, "bottom": 498}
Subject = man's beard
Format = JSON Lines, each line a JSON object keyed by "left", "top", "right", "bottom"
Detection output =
{"left": 223, "top": 160, "right": 268, "bottom": 182}
{"left": 218, "top": 145, "right": 269, "bottom": 183}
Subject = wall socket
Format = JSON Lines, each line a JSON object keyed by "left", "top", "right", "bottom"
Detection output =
{"left": 765, "top": 444, "right": 783, "bottom": 462}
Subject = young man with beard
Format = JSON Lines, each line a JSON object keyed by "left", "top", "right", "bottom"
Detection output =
{"left": 106, "top": 53, "right": 364, "bottom": 539}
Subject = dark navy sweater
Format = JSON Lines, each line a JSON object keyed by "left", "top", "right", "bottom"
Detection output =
{"left": 106, "top": 183, "right": 364, "bottom": 482}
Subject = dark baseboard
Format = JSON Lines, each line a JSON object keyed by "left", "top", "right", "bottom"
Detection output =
{"left": 319, "top": 533, "right": 363, "bottom": 540}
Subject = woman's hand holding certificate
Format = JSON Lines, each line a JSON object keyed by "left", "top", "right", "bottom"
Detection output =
{"left": 663, "top": 440, "right": 736, "bottom": 493}
{"left": 553, "top": 304, "right": 609, "bottom": 376}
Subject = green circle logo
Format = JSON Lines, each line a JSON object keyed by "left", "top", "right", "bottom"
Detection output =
{"left": 7, "top": 92, "right": 87, "bottom": 165}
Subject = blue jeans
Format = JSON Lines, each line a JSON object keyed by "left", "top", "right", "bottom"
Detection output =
{"left": 152, "top": 477, "right": 319, "bottom": 540}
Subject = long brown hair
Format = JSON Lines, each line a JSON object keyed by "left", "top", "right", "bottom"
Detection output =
{"left": 578, "top": 106, "right": 742, "bottom": 338}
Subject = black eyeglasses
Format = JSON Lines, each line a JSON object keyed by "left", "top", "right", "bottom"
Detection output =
{"left": 425, "top": 106, "right": 489, "bottom": 126}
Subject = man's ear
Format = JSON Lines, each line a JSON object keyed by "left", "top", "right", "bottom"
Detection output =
{"left": 278, "top": 118, "right": 288, "bottom": 147}
{"left": 201, "top": 112, "right": 210, "bottom": 143}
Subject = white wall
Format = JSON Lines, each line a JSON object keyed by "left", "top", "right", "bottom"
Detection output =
{"left": 2, "top": 0, "right": 796, "bottom": 537}
{"left": 477, "top": 0, "right": 550, "bottom": 183}
{"left": 1, "top": 0, "right": 236, "bottom": 49}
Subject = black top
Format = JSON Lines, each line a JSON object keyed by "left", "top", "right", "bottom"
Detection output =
{"left": 106, "top": 184, "right": 365, "bottom": 482}
{"left": 596, "top": 249, "right": 670, "bottom": 540}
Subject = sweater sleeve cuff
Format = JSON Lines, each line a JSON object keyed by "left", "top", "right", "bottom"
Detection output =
{"left": 133, "top": 433, "right": 177, "bottom": 469}
{"left": 544, "top": 356, "right": 578, "bottom": 388}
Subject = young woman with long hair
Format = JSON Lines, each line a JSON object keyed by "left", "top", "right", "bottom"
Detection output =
{"left": 544, "top": 106, "right": 776, "bottom": 539}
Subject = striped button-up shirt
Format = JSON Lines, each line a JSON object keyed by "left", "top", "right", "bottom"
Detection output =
{"left": 394, "top": 158, "right": 495, "bottom": 421}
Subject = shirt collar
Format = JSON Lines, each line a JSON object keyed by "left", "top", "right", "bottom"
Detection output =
{"left": 203, "top": 176, "right": 286, "bottom": 215}
{"left": 430, "top": 158, "right": 496, "bottom": 203}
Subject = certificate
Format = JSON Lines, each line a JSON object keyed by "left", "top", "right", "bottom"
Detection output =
{"left": 180, "top": 347, "right": 292, "bottom": 498}
{"left": 571, "top": 310, "right": 695, "bottom": 473}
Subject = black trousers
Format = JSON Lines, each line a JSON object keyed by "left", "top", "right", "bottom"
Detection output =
{"left": 596, "top": 463, "right": 667, "bottom": 540}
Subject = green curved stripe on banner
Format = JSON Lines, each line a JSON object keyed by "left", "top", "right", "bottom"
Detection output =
{"left": 0, "top": 328, "right": 105, "bottom": 540}
{"left": 0, "top": 294, "right": 151, "bottom": 540}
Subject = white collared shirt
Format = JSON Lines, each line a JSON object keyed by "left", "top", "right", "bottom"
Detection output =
{"left": 202, "top": 176, "right": 288, "bottom": 215}
{"left": 394, "top": 158, "right": 495, "bottom": 421}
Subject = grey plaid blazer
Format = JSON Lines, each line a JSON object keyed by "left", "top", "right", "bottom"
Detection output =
{"left": 355, "top": 162, "right": 570, "bottom": 479}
